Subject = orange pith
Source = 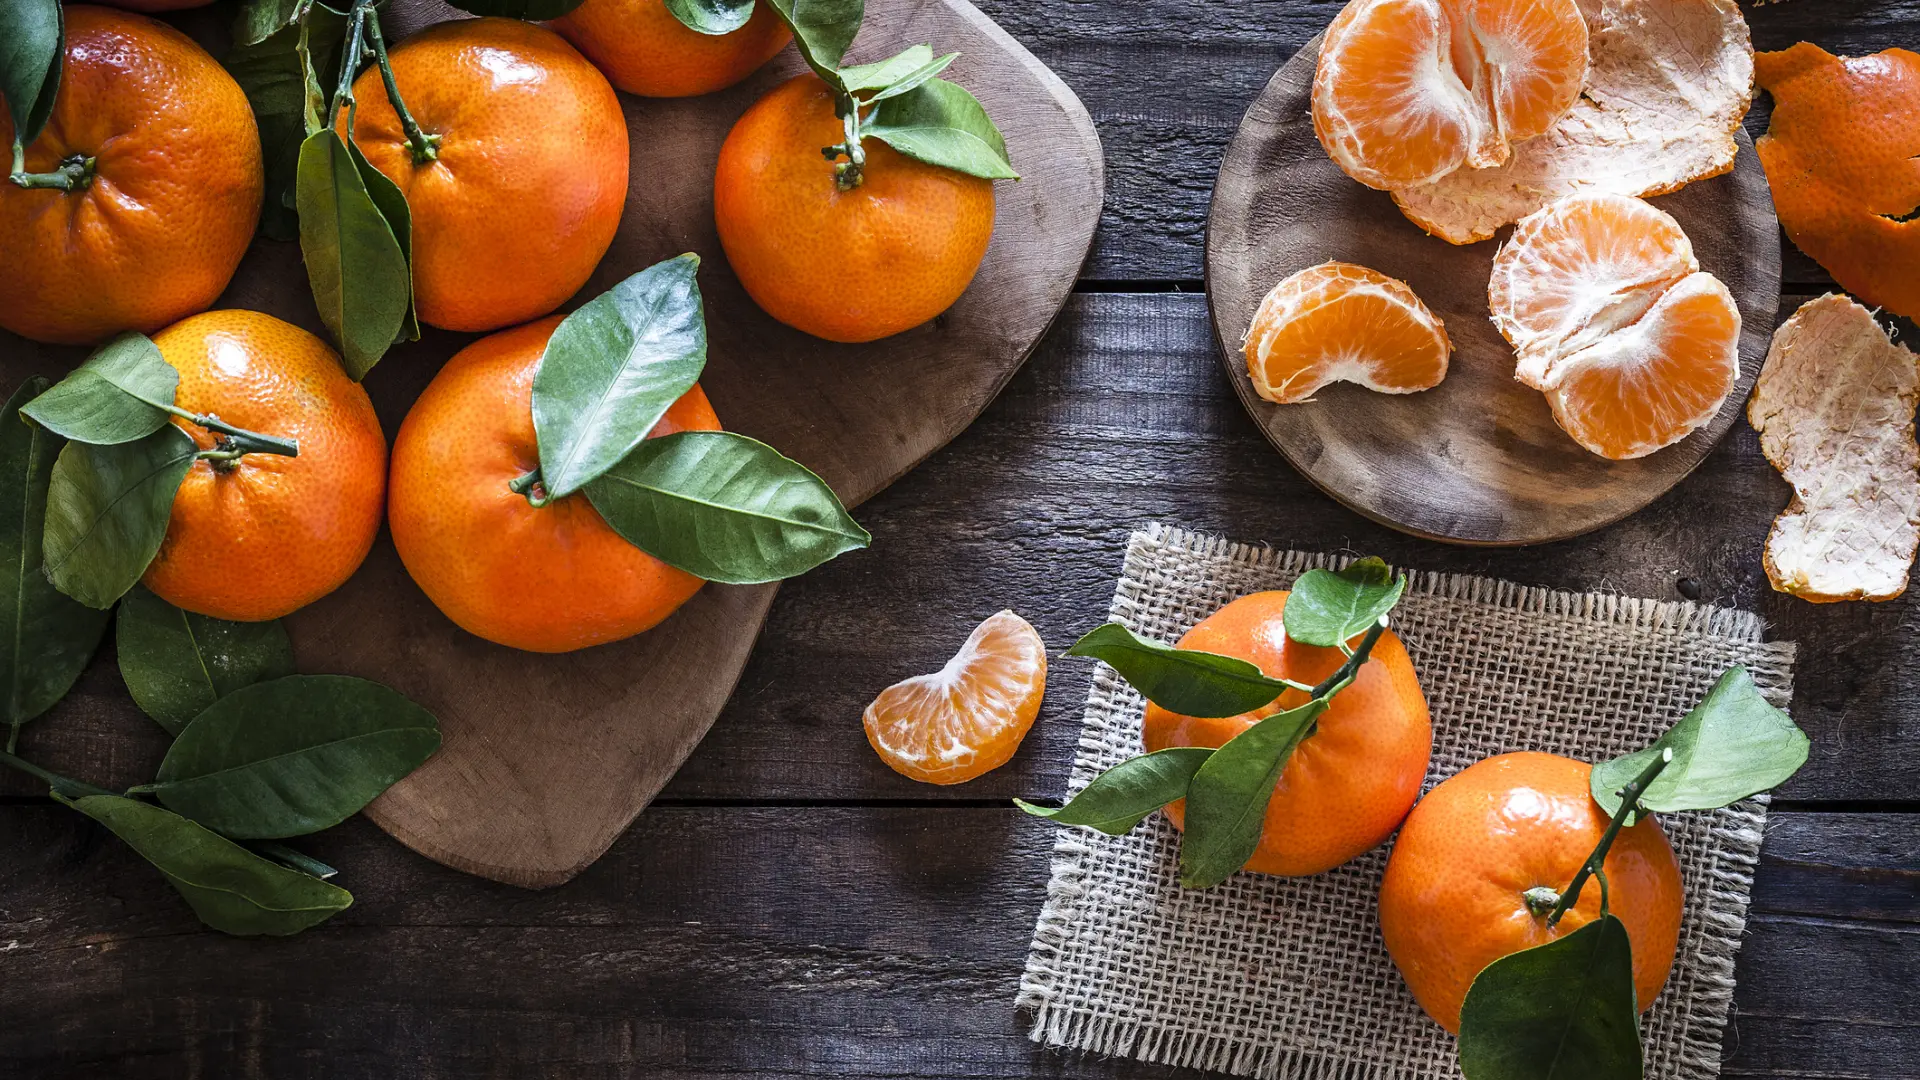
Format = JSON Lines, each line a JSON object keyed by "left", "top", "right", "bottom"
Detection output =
{"left": 387, "top": 316, "right": 718, "bottom": 654}
{"left": 344, "top": 18, "right": 629, "bottom": 333}
{"left": 0, "top": 5, "right": 262, "bottom": 346}
{"left": 143, "top": 311, "right": 388, "bottom": 623}
{"left": 863, "top": 611, "right": 1046, "bottom": 785}
{"left": 713, "top": 74, "right": 997, "bottom": 343}
{"left": 1378, "top": 751, "right": 1684, "bottom": 1034}
{"left": 551, "top": 0, "right": 792, "bottom": 98}
{"left": 1755, "top": 42, "right": 1920, "bottom": 319}
{"left": 1142, "top": 591, "right": 1432, "bottom": 877}
{"left": 1244, "top": 262, "right": 1452, "bottom": 404}
{"left": 1490, "top": 192, "right": 1741, "bottom": 460}
{"left": 1312, "top": 0, "right": 1588, "bottom": 190}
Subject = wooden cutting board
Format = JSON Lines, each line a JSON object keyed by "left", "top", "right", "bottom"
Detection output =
{"left": 0, "top": 0, "right": 1102, "bottom": 887}
{"left": 1204, "top": 34, "right": 1779, "bottom": 546}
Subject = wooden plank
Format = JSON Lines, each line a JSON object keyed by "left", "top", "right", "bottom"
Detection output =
{"left": 0, "top": 806, "right": 1910, "bottom": 1078}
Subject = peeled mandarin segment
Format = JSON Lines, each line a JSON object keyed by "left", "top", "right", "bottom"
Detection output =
{"left": 1244, "top": 262, "right": 1452, "bottom": 404}
{"left": 1454, "top": 0, "right": 1590, "bottom": 146}
{"left": 862, "top": 611, "right": 1046, "bottom": 786}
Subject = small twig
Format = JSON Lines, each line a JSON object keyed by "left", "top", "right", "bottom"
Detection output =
{"left": 1547, "top": 748, "right": 1673, "bottom": 926}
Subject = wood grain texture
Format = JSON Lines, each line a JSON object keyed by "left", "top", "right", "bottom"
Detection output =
{"left": 1204, "top": 33, "right": 1780, "bottom": 545}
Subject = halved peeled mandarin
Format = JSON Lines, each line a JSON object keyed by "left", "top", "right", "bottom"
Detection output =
{"left": 1312, "top": 0, "right": 1589, "bottom": 190}
{"left": 1243, "top": 262, "right": 1452, "bottom": 404}
{"left": 1490, "top": 192, "right": 1741, "bottom": 460}
{"left": 863, "top": 611, "right": 1046, "bottom": 785}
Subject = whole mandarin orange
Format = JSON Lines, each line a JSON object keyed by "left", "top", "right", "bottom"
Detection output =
{"left": 551, "top": 0, "right": 791, "bottom": 98}
{"left": 343, "top": 18, "right": 628, "bottom": 333}
{"left": 713, "top": 74, "right": 996, "bottom": 343}
{"left": 0, "top": 5, "right": 262, "bottom": 346}
{"left": 1379, "top": 751, "right": 1684, "bottom": 1034}
{"left": 1142, "top": 590, "right": 1432, "bottom": 877}
{"left": 387, "top": 316, "right": 717, "bottom": 653}
{"left": 143, "top": 311, "right": 387, "bottom": 623}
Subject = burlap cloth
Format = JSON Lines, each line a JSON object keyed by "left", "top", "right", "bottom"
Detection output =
{"left": 1018, "top": 525, "right": 1798, "bottom": 1079}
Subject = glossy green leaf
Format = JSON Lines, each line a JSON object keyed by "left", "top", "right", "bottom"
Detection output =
{"left": 296, "top": 128, "right": 410, "bottom": 380}
{"left": 1457, "top": 914, "right": 1643, "bottom": 1080}
{"left": 865, "top": 78, "right": 1017, "bottom": 180}
{"left": 840, "top": 44, "right": 956, "bottom": 103}
{"left": 140, "top": 674, "right": 440, "bottom": 840}
{"left": 1592, "top": 666, "right": 1809, "bottom": 826}
{"left": 57, "top": 793, "right": 351, "bottom": 936}
{"left": 0, "top": 0, "right": 62, "bottom": 152}
{"left": 225, "top": 8, "right": 345, "bottom": 240}
{"left": 348, "top": 138, "right": 419, "bottom": 344}
{"left": 664, "top": 0, "right": 756, "bottom": 35}
{"left": 1178, "top": 700, "right": 1324, "bottom": 888}
{"left": 233, "top": 0, "right": 310, "bottom": 48}
{"left": 0, "top": 378, "right": 110, "bottom": 738}
{"left": 586, "top": 430, "right": 869, "bottom": 585}
{"left": 442, "top": 0, "right": 589, "bottom": 18}
{"left": 1015, "top": 747, "right": 1213, "bottom": 835}
{"left": 250, "top": 840, "right": 338, "bottom": 880}
{"left": 115, "top": 585, "right": 295, "bottom": 737}
{"left": 534, "top": 255, "right": 707, "bottom": 499}
{"left": 21, "top": 333, "right": 178, "bottom": 445}
{"left": 1282, "top": 558, "right": 1406, "bottom": 648}
{"left": 41, "top": 426, "right": 196, "bottom": 610}
{"left": 1065, "top": 622, "right": 1289, "bottom": 719}
{"left": 766, "top": 0, "right": 863, "bottom": 80}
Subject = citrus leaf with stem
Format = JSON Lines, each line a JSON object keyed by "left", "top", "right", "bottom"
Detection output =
{"left": 442, "top": 0, "right": 588, "bottom": 18}
{"left": 1016, "top": 747, "right": 1213, "bottom": 835}
{"left": 135, "top": 675, "right": 440, "bottom": 839}
{"left": 864, "top": 78, "right": 1016, "bottom": 180}
{"left": 54, "top": 792, "right": 352, "bottom": 936}
{"left": 1177, "top": 700, "right": 1326, "bottom": 888}
{"left": 1456, "top": 914, "right": 1643, "bottom": 1080}
{"left": 664, "top": 0, "right": 756, "bottom": 35}
{"left": 585, "top": 430, "right": 869, "bottom": 584}
{"left": 233, "top": 0, "right": 312, "bottom": 48}
{"left": 116, "top": 585, "right": 295, "bottom": 737}
{"left": 839, "top": 44, "right": 956, "bottom": 103}
{"left": 41, "top": 426, "right": 197, "bottom": 610}
{"left": 0, "top": 378, "right": 111, "bottom": 748}
{"left": 1591, "top": 666, "right": 1809, "bottom": 826}
{"left": 533, "top": 254, "right": 707, "bottom": 499}
{"left": 296, "top": 127, "right": 410, "bottom": 380}
{"left": 1283, "top": 557, "right": 1406, "bottom": 648}
{"left": 1065, "top": 623, "right": 1290, "bottom": 719}
{"left": 766, "top": 0, "right": 863, "bottom": 83}
{"left": 21, "top": 333, "right": 179, "bottom": 446}
{"left": 0, "top": 0, "right": 62, "bottom": 159}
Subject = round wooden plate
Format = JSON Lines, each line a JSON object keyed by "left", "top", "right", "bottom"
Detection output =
{"left": 1204, "top": 34, "right": 1779, "bottom": 547}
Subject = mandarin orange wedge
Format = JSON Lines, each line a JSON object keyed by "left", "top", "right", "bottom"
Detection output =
{"left": 863, "top": 611, "right": 1046, "bottom": 785}
{"left": 1244, "top": 262, "right": 1452, "bottom": 404}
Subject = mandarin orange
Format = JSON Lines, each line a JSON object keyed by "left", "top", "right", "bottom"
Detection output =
{"left": 551, "top": 0, "right": 791, "bottom": 98}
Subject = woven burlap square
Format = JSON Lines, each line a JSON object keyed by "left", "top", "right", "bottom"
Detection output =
{"left": 1018, "top": 525, "right": 1798, "bottom": 1080}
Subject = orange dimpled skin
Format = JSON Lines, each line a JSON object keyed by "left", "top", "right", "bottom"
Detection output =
{"left": 1142, "top": 591, "right": 1433, "bottom": 878}
{"left": 0, "top": 6, "right": 262, "bottom": 345}
{"left": 143, "top": 311, "right": 387, "bottom": 623}
{"left": 388, "top": 317, "right": 718, "bottom": 654}
{"left": 551, "top": 0, "right": 791, "bottom": 98}
{"left": 345, "top": 18, "right": 628, "bottom": 333}
{"left": 98, "top": 0, "right": 215, "bottom": 9}
{"left": 1379, "top": 751, "right": 1685, "bottom": 1034}
{"left": 714, "top": 75, "right": 997, "bottom": 343}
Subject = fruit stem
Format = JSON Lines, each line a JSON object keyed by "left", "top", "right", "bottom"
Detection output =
{"left": 826, "top": 95, "right": 869, "bottom": 191}
{"left": 329, "top": 2, "right": 369, "bottom": 125}
{"left": 1545, "top": 748, "right": 1672, "bottom": 926}
{"left": 509, "top": 468, "right": 552, "bottom": 509}
{"left": 364, "top": 8, "right": 439, "bottom": 165}
{"left": 1308, "top": 619, "right": 1388, "bottom": 699}
{"left": 9, "top": 153, "right": 97, "bottom": 192}
{"left": 0, "top": 750, "right": 114, "bottom": 799}
{"left": 163, "top": 406, "right": 300, "bottom": 460}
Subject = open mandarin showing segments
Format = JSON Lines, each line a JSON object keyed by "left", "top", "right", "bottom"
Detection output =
{"left": 1244, "top": 262, "right": 1452, "bottom": 404}
{"left": 863, "top": 611, "right": 1046, "bottom": 785}
{"left": 1490, "top": 192, "right": 1742, "bottom": 460}
{"left": 1312, "top": 0, "right": 1589, "bottom": 190}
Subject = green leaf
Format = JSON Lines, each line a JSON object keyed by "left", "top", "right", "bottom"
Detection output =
{"left": 1282, "top": 558, "right": 1406, "bottom": 648}
{"left": 139, "top": 674, "right": 440, "bottom": 840}
{"left": 585, "top": 430, "right": 869, "bottom": 585}
{"left": 0, "top": 0, "right": 62, "bottom": 152}
{"left": 348, "top": 138, "right": 419, "bottom": 345}
{"left": 115, "top": 585, "right": 295, "bottom": 737}
{"left": 442, "top": 0, "right": 589, "bottom": 18}
{"left": 233, "top": 0, "right": 310, "bottom": 48}
{"left": 1592, "top": 666, "right": 1810, "bottom": 826}
{"left": 224, "top": 8, "right": 345, "bottom": 241}
{"left": 664, "top": 0, "right": 756, "bottom": 35}
{"left": 1015, "top": 747, "right": 1213, "bottom": 835}
{"left": 250, "top": 840, "right": 338, "bottom": 880}
{"left": 1177, "top": 700, "right": 1324, "bottom": 888}
{"left": 296, "top": 128, "right": 410, "bottom": 381}
{"left": 42, "top": 426, "right": 196, "bottom": 610}
{"left": 1065, "top": 622, "right": 1289, "bottom": 719}
{"left": 21, "top": 333, "right": 178, "bottom": 445}
{"left": 56, "top": 793, "right": 351, "bottom": 936}
{"left": 864, "top": 78, "right": 1017, "bottom": 180}
{"left": 766, "top": 0, "right": 863, "bottom": 81}
{"left": 1457, "top": 914, "right": 1643, "bottom": 1080}
{"left": 0, "top": 378, "right": 111, "bottom": 736}
{"left": 839, "top": 45, "right": 958, "bottom": 104}
{"left": 534, "top": 255, "right": 707, "bottom": 499}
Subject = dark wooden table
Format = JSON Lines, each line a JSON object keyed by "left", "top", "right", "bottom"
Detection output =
{"left": 4, "top": 2, "right": 1918, "bottom": 1077}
